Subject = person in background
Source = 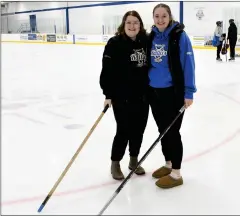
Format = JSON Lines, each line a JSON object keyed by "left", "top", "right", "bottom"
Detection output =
{"left": 215, "top": 21, "right": 224, "bottom": 61}
{"left": 227, "top": 19, "right": 238, "bottom": 61}
{"left": 99, "top": 11, "right": 149, "bottom": 180}
{"left": 147, "top": 3, "right": 197, "bottom": 189}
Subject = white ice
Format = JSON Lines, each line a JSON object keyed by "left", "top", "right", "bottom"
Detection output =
{"left": 1, "top": 42, "right": 240, "bottom": 215}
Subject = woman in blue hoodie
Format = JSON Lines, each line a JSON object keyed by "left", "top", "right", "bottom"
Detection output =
{"left": 147, "top": 3, "right": 197, "bottom": 189}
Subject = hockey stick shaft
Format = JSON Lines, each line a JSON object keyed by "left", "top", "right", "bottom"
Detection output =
{"left": 38, "top": 104, "right": 109, "bottom": 213}
{"left": 97, "top": 106, "right": 185, "bottom": 215}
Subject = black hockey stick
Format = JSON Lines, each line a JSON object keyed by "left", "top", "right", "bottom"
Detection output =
{"left": 97, "top": 105, "right": 185, "bottom": 215}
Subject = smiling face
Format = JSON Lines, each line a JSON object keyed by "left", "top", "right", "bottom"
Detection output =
{"left": 124, "top": 15, "right": 140, "bottom": 39}
{"left": 153, "top": 5, "right": 172, "bottom": 32}
{"left": 115, "top": 10, "right": 145, "bottom": 39}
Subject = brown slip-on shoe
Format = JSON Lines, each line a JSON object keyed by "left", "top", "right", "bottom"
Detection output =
{"left": 155, "top": 174, "right": 183, "bottom": 189}
{"left": 152, "top": 166, "right": 172, "bottom": 179}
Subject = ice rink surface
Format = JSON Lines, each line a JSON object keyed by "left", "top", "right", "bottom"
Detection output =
{"left": 2, "top": 42, "right": 240, "bottom": 215}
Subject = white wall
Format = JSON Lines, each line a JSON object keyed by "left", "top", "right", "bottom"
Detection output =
{"left": 4, "top": 2, "right": 67, "bottom": 33}
{"left": 2, "top": 1, "right": 240, "bottom": 36}
{"left": 1, "top": 5, "right": 9, "bottom": 33}
{"left": 8, "top": 11, "right": 66, "bottom": 34}
{"left": 69, "top": 6, "right": 102, "bottom": 35}
{"left": 184, "top": 2, "right": 240, "bottom": 36}
{"left": 67, "top": 1, "right": 105, "bottom": 7}
{"left": 69, "top": 2, "right": 179, "bottom": 34}
{"left": 6, "top": 2, "right": 67, "bottom": 12}
{"left": 2, "top": 1, "right": 179, "bottom": 34}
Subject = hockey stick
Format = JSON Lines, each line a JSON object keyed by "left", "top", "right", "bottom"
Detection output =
{"left": 97, "top": 105, "right": 185, "bottom": 215}
{"left": 37, "top": 104, "right": 110, "bottom": 213}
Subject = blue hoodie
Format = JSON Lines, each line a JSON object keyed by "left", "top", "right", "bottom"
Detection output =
{"left": 149, "top": 23, "right": 197, "bottom": 99}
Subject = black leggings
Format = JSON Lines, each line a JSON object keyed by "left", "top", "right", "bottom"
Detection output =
{"left": 229, "top": 39, "right": 237, "bottom": 58}
{"left": 148, "top": 86, "right": 184, "bottom": 169}
{"left": 217, "top": 41, "right": 223, "bottom": 58}
{"left": 111, "top": 97, "right": 149, "bottom": 161}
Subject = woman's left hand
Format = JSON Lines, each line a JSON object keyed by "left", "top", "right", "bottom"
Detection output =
{"left": 184, "top": 99, "right": 193, "bottom": 109}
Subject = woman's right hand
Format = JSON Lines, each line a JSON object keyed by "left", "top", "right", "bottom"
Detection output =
{"left": 104, "top": 99, "right": 112, "bottom": 108}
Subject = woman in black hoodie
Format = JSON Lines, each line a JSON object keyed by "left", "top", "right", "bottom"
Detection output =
{"left": 99, "top": 11, "right": 149, "bottom": 180}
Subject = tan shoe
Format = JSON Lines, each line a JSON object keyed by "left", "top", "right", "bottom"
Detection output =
{"left": 152, "top": 166, "right": 172, "bottom": 178}
{"left": 111, "top": 161, "right": 125, "bottom": 180}
{"left": 128, "top": 156, "right": 145, "bottom": 175}
{"left": 155, "top": 175, "right": 183, "bottom": 189}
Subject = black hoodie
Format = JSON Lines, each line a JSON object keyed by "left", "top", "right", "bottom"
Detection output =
{"left": 99, "top": 33, "right": 149, "bottom": 100}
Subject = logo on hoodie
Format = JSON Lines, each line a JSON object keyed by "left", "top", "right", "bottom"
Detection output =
{"left": 151, "top": 44, "right": 167, "bottom": 63}
{"left": 130, "top": 48, "right": 147, "bottom": 67}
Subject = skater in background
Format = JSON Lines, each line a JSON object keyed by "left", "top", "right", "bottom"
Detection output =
{"left": 147, "top": 3, "right": 197, "bottom": 189}
{"left": 227, "top": 19, "right": 238, "bottom": 61}
{"left": 100, "top": 11, "right": 149, "bottom": 180}
{"left": 215, "top": 21, "right": 224, "bottom": 61}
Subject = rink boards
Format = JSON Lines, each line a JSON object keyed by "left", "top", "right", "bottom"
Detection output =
{"left": 1, "top": 33, "right": 240, "bottom": 51}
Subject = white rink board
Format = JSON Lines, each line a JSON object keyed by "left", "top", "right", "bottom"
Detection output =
{"left": 1, "top": 33, "right": 240, "bottom": 49}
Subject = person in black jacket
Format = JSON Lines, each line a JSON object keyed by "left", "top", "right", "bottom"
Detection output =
{"left": 99, "top": 10, "right": 149, "bottom": 180}
{"left": 227, "top": 19, "right": 238, "bottom": 61}
{"left": 147, "top": 3, "right": 197, "bottom": 189}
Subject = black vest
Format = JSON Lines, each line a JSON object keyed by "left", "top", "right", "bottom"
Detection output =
{"left": 147, "top": 24, "right": 185, "bottom": 109}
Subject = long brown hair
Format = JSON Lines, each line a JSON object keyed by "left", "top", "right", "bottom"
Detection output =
{"left": 152, "top": 3, "right": 176, "bottom": 28}
{"left": 115, "top": 10, "right": 146, "bottom": 36}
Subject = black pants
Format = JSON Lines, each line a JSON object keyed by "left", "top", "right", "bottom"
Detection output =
{"left": 229, "top": 39, "right": 237, "bottom": 58}
{"left": 111, "top": 97, "right": 149, "bottom": 161}
{"left": 148, "top": 86, "right": 184, "bottom": 169}
{"left": 217, "top": 41, "right": 223, "bottom": 58}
